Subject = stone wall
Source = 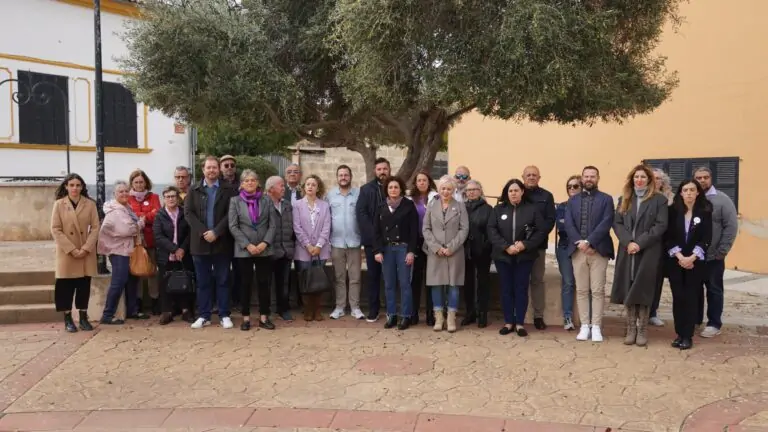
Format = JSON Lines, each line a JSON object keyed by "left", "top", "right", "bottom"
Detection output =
{"left": 0, "top": 183, "right": 57, "bottom": 241}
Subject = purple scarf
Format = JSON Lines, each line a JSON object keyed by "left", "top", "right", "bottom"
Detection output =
{"left": 240, "top": 190, "right": 263, "bottom": 224}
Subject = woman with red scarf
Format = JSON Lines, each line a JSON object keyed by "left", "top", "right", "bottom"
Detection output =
{"left": 228, "top": 170, "right": 276, "bottom": 331}
{"left": 128, "top": 169, "right": 162, "bottom": 314}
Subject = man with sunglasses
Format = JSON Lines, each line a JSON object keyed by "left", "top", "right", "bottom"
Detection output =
{"left": 219, "top": 155, "right": 241, "bottom": 311}
{"left": 453, "top": 166, "right": 471, "bottom": 202}
{"left": 219, "top": 155, "right": 240, "bottom": 189}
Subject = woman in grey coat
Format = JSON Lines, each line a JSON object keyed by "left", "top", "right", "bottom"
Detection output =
{"left": 611, "top": 164, "right": 669, "bottom": 347}
{"left": 423, "top": 175, "right": 469, "bottom": 333}
{"left": 229, "top": 170, "right": 276, "bottom": 331}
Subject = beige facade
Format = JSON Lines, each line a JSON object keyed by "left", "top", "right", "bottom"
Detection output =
{"left": 0, "top": 183, "right": 57, "bottom": 241}
{"left": 449, "top": 0, "right": 767, "bottom": 273}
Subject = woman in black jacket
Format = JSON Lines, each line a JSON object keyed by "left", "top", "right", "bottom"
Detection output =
{"left": 664, "top": 179, "right": 712, "bottom": 350}
{"left": 373, "top": 176, "right": 420, "bottom": 331}
{"left": 463, "top": 180, "right": 493, "bottom": 328}
{"left": 487, "top": 179, "right": 547, "bottom": 337}
{"left": 153, "top": 186, "right": 194, "bottom": 325}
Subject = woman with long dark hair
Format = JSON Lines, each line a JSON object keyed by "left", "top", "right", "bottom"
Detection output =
{"left": 611, "top": 164, "right": 669, "bottom": 347}
{"left": 50, "top": 174, "right": 100, "bottom": 332}
{"left": 407, "top": 171, "right": 437, "bottom": 326}
{"left": 487, "top": 179, "right": 547, "bottom": 337}
{"left": 664, "top": 179, "right": 712, "bottom": 350}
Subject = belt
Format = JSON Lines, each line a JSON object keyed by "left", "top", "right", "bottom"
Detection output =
{"left": 386, "top": 242, "right": 407, "bottom": 246}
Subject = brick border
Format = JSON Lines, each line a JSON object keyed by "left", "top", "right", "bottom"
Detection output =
{"left": 0, "top": 407, "right": 615, "bottom": 431}
{"left": 680, "top": 392, "right": 768, "bottom": 432}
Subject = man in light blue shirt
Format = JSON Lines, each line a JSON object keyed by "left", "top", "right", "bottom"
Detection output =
{"left": 327, "top": 164, "right": 363, "bottom": 320}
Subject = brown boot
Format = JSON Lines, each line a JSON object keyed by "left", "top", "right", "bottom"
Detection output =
{"left": 302, "top": 295, "right": 314, "bottom": 321}
{"left": 636, "top": 305, "right": 650, "bottom": 347}
{"left": 623, "top": 305, "right": 637, "bottom": 345}
{"left": 312, "top": 295, "right": 324, "bottom": 321}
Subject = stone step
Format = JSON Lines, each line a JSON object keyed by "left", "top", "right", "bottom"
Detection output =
{"left": 0, "top": 271, "right": 55, "bottom": 287}
{"left": 0, "top": 285, "right": 54, "bottom": 305}
{"left": 0, "top": 303, "right": 60, "bottom": 324}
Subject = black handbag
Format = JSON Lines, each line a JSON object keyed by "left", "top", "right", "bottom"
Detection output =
{"left": 298, "top": 258, "right": 332, "bottom": 295}
{"left": 164, "top": 263, "right": 196, "bottom": 294}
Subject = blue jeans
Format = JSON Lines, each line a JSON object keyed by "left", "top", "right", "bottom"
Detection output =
{"left": 431, "top": 285, "right": 460, "bottom": 312}
{"left": 193, "top": 254, "right": 232, "bottom": 320}
{"left": 495, "top": 258, "right": 534, "bottom": 325}
{"left": 699, "top": 259, "right": 725, "bottom": 329}
{"left": 382, "top": 245, "right": 413, "bottom": 317}
{"left": 364, "top": 246, "right": 383, "bottom": 316}
{"left": 555, "top": 247, "right": 575, "bottom": 319}
{"left": 102, "top": 255, "right": 138, "bottom": 320}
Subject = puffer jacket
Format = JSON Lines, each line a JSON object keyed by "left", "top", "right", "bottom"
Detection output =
{"left": 97, "top": 200, "right": 141, "bottom": 256}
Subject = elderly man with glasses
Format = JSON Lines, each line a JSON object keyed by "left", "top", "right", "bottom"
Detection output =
{"left": 453, "top": 166, "right": 471, "bottom": 202}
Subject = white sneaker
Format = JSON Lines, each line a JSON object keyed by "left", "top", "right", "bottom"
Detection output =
{"left": 576, "top": 324, "right": 590, "bottom": 341}
{"left": 591, "top": 326, "right": 603, "bottom": 342}
{"left": 563, "top": 317, "right": 575, "bottom": 331}
{"left": 330, "top": 308, "right": 345, "bottom": 320}
{"left": 700, "top": 326, "right": 721, "bottom": 338}
{"left": 351, "top": 308, "right": 365, "bottom": 320}
{"left": 649, "top": 316, "right": 665, "bottom": 327}
{"left": 190, "top": 317, "right": 210, "bottom": 329}
{"left": 221, "top": 317, "right": 234, "bottom": 329}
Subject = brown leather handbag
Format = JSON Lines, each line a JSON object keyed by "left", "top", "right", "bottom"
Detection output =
{"left": 129, "top": 234, "right": 155, "bottom": 277}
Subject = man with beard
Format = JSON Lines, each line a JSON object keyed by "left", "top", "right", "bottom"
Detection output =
{"left": 219, "top": 155, "right": 239, "bottom": 189}
{"left": 356, "top": 157, "right": 391, "bottom": 322}
{"left": 563, "top": 166, "right": 615, "bottom": 342}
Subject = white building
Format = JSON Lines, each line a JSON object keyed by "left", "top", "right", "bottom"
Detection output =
{"left": 0, "top": 0, "right": 193, "bottom": 188}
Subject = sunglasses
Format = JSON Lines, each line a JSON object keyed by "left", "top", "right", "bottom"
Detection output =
{"left": 455, "top": 174, "right": 469, "bottom": 180}
{"left": 222, "top": 163, "right": 235, "bottom": 168}
{"left": 567, "top": 184, "right": 581, "bottom": 190}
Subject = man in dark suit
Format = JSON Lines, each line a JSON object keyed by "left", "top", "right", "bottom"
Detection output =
{"left": 564, "top": 165, "right": 615, "bottom": 343}
{"left": 184, "top": 156, "right": 238, "bottom": 329}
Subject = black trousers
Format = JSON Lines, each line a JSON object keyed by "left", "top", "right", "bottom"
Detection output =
{"left": 237, "top": 256, "right": 272, "bottom": 316}
{"left": 667, "top": 259, "right": 704, "bottom": 339}
{"left": 411, "top": 243, "right": 432, "bottom": 317}
{"left": 272, "top": 257, "right": 292, "bottom": 314}
{"left": 54, "top": 277, "right": 91, "bottom": 311}
{"left": 464, "top": 255, "right": 492, "bottom": 314}
{"left": 157, "top": 261, "right": 195, "bottom": 314}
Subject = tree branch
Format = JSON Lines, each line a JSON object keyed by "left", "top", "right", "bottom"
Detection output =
{"left": 447, "top": 103, "right": 477, "bottom": 123}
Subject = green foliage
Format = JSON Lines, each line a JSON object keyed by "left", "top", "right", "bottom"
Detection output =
{"left": 196, "top": 122, "right": 295, "bottom": 157}
{"left": 194, "top": 155, "right": 278, "bottom": 184}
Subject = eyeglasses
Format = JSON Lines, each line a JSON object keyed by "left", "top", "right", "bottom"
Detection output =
{"left": 466, "top": 188, "right": 481, "bottom": 192}
{"left": 222, "top": 163, "right": 235, "bottom": 168}
{"left": 174, "top": 175, "right": 188, "bottom": 180}
{"left": 567, "top": 184, "right": 581, "bottom": 190}
{"left": 455, "top": 174, "right": 469, "bottom": 180}
{"left": 286, "top": 170, "right": 301, "bottom": 174}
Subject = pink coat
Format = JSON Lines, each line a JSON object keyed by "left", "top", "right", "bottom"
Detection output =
{"left": 292, "top": 198, "right": 331, "bottom": 262}
{"left": 97, "top": 200, "right": 141, "bottom": 256}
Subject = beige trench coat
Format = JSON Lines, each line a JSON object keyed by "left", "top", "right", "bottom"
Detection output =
{"left": 422, "top": 198, "right": 469, "bottom": 286}
{"left": 51, "top": 197, "right": 100, "bottom": 278}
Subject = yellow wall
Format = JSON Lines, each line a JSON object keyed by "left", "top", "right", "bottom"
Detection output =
{"left": 449, "top": 0, "right": 768, "bottom": 273}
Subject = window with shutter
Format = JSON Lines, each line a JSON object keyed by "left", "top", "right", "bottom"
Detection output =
{"left": 642, "top": 157, "right": 739, "bottom": 211}
{"left": 102, "top": 81, "right": 138, "bottom": 148}
{"left": 17, "top": 71, "right": 69, "bottom": 145}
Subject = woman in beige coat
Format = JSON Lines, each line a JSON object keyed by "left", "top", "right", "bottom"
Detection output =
{"left": 423, "top": 175, "right": 469, "bottom": 332}
{"left": 50, "top": 173, "right": 100, "bottom": 333}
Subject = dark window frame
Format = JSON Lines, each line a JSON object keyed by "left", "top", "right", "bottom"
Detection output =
{"left": 17, "top": 71, "right": 69, "bottom": 145}
{"left": 643, "top": 156, "right": 740, "bottom": 211}
{"left": 102, "top": 81, "right": 138, "bottom": 149}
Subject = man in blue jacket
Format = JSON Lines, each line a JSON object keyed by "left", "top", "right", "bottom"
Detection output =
{"left": 355, "top": 157, "right": 391, "bottom": 322}
{"left": 564, "top": 166, "right": 615, "bottom": 343}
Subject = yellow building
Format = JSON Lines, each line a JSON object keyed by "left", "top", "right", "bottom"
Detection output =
{"left": 449, "top": 0, "right": 766, "bottom": 273}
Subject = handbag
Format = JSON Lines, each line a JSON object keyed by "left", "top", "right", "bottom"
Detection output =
{"left": 164, "top": 264, "right": 196, "bottom": 294}
{"left": 298, "top": 257, "right": 332, "bottom": 295}
{"left": 129, "top": 233, "right": 156, "bottom": 277}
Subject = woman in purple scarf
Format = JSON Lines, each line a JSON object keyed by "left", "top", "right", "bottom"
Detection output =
{"left": 228, "top": 170, "right": 276, "bottom": 331}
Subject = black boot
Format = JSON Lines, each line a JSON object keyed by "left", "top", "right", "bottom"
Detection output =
{"left": 426, "top": 310, "right": 436, "bottom": 327}
{"left": 151, "top": 298, "right": 161, "bottom": 316}
{"left": 478, "top": 312, "right": 488, "bottom": 328}
{"left": 461, "top": 311, "right": 476, "bottom": 326}
{"left": 64, "top": 313, "right": 78, "bottom": 333}
{"left": 136, "top": 298, "right": 144, "bottom": 314}
{"left": 78, "top": 311, "right": 93, "bottom": 331}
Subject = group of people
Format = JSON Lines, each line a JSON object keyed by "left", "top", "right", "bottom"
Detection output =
{"left": 49, "top": 154, "right": 738, "bottom": 350}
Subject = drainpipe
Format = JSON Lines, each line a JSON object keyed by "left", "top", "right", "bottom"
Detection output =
{"left": 189, "top": 126, "right": 198, "bottom": 184}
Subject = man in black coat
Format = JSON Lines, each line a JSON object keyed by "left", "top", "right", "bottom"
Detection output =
{"left": 355, "top": 157, "right": 391, "bottom": 322}
{"left": 523, "top": 165, "right": 556, "bottom": 330}
{"left": 184, "top": 156, "right": 238, "bottom": 329}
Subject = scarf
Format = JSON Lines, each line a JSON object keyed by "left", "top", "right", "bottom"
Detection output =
{"left": 166, "top": 207, "right": 179, "bottom": 260}
{"left": 240, "top": 189, "right": 263, "bottom": 224}
{"left": 387, "top": 196, "right": 403, "bottom": 211}
{"left": 130, "top": 190, "right": 148, "bottom": 202}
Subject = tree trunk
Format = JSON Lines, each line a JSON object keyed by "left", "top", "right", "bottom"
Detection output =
{"left": 397, "top": 109, "right": 449, "bottom": 184}
{"left": 352, "top": 142, "right": 379, "bottom": 182}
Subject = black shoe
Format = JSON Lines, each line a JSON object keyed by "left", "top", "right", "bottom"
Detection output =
{"left": 499, "top": 326, "right": 514, "bottom": 336}
{"left": 478, "top": 312, "right": 488, "bottom": 328}
{"left": 534, "top": 318, "right": 547, "bottom": 330}
{"left": 671, "top": 337, "right": 682, "bottom": 348}
{"left": 679, "top": 338, "right": 693, "bottom": 350}
{"left": 182, "top": 310, "right": 195, "bottom": 323}
{"left": 151, "top": 299, "right": 161, "bottom": 316}
{"left": 384, "top": 315, "right": 398, "bottom": 329}
{"left": 426, "top": 311, "right": 436, "bottom": 327}
{"left": 159, "top": 313, "right": 173, "bottom": 325}
{"left": 397, "top": 317, "right": 410, "bottom": 330}
{"left": 78, "top": 311, "right": 93, "bottom": 331}
{"left": 461, "top": 311, "right": 476, "bottom": 326}
{"left": 136, "top": 298, "right": 144, "bottom": 314}
{"left": 259, "top": 318, "right": 276, "bottom": 330}
{"left": 410, "top": 314, "right": 419, "bottom": 325}
{"left": 64, "top": 313, "right": 78, "bottom": 333}
{"left": 366, "top": 312, "right": 379, "bottom": 323}
{"left": 240, "top": 320, "right": 251, "bottom": 331}
{"left": 99, "top": 318, "right": 125, "bottom": 325}
{"left": 127, "top": 313, "right": 150, "bottom": 320}
{"left": 516, "top": 326, "right": 529, "bottom": 337}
